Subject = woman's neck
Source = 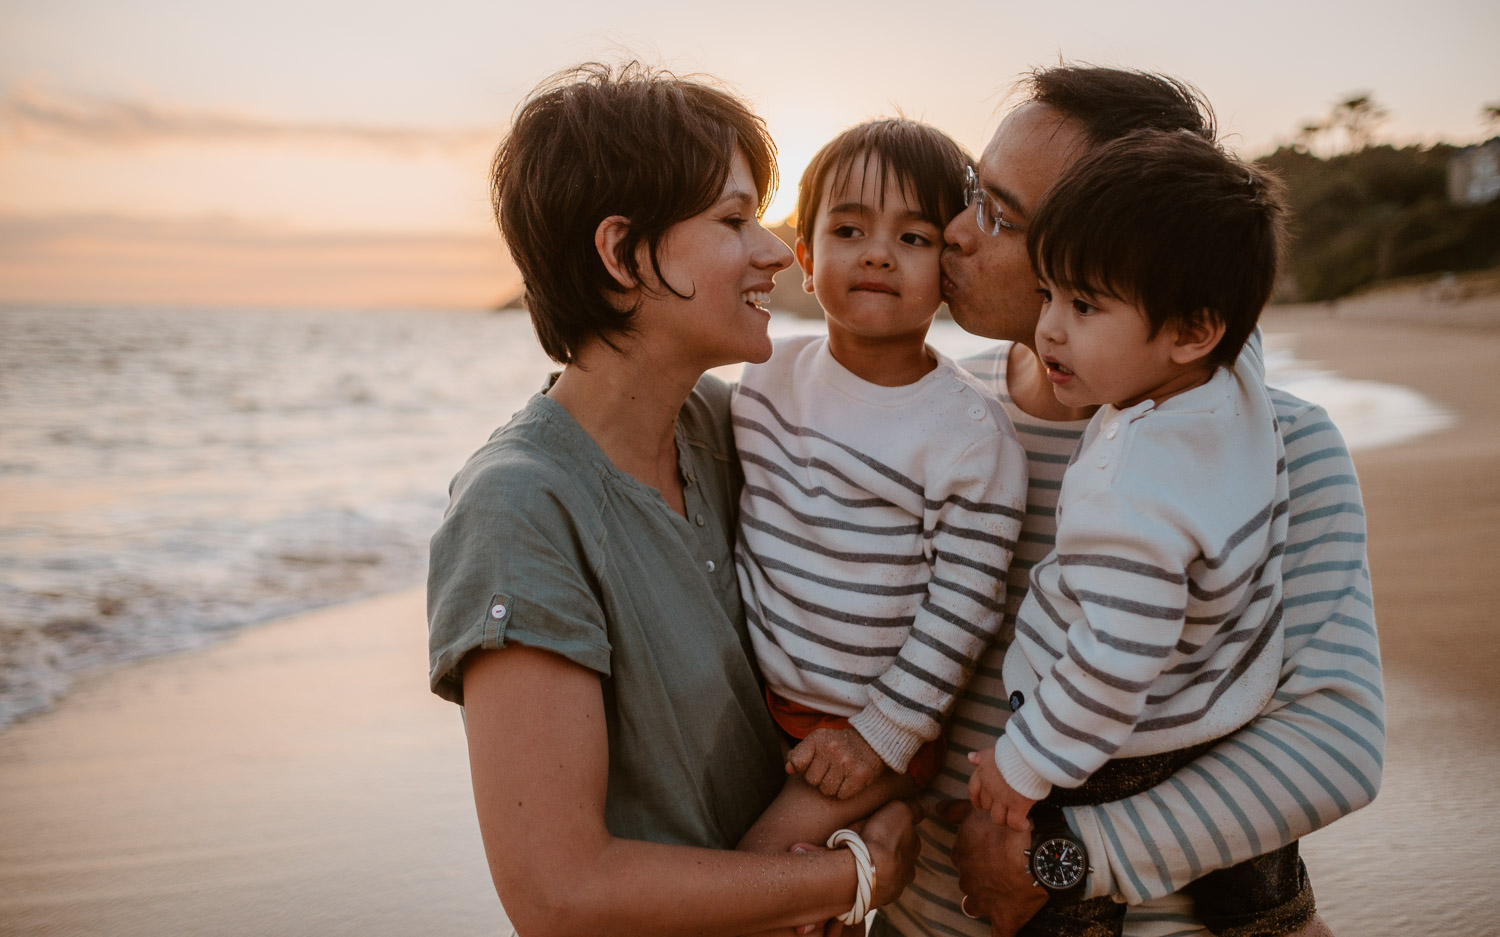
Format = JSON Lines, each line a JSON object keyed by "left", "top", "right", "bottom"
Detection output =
{"left": 545, "top": 344, "right": 697, "bottom": 515}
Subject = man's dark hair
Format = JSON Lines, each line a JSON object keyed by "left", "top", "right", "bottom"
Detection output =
{"left": 492, "top": 61, "right": 777, "bottom": 364}
{"left": 795, "top": 118, "right": 971, "bottom": 252}
{"left": 1024, "top": 64, "right": 1217, "bottom": 144}
{"left": 1027, "top": 130, "right": 1287, "bottom": 368}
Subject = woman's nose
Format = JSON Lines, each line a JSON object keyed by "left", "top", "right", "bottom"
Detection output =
{"left": 757, "top": 225, "right": 794, "bottom": 272}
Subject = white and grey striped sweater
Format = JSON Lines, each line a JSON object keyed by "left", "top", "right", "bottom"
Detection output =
{"left": 730, "top": 335, "right": 1028, "bottom": 772}
{"left": 996, "top": 355, "right": 1290, "bottom": 800}
{"left": 879, "top": 338, "right": 1384, "bottom": 937}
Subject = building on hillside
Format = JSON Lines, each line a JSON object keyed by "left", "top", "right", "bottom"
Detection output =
{"left": 1448, "top": 138, "right": 1500, "bottom": 205}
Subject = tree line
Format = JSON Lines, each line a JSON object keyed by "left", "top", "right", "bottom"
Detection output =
{"left": 1258, "top": 94, "right": 1500, "bottom": 302}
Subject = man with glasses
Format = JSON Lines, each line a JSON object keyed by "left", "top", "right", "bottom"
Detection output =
{"left": 871, "top": 65, "right": 1382, "bottom": 937}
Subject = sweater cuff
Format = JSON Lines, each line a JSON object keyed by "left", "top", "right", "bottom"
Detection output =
{"left": 1065, "top": 805, "right": 1117, "bottom": 901}
{"left": 994, "top": 735, "right": 1054, "bottom": 801}
{"left": 848, "top": 704, "right": 924, "bottom": 773}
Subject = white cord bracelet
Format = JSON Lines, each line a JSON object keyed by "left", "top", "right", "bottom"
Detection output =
{"left": 826, "top": 828, "right": 875, "bottom": 926}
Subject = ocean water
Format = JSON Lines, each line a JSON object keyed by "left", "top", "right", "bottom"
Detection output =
{"left": 0, "top": 306, "right": 1452, "bottom": 730}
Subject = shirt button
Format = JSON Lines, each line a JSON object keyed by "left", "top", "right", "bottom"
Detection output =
{"left": 1095, "top": 451, "right": 1111, "bottom": 468}
{"left": 1104, "top": 422, "right": 1119, "bottom": 440}
{"left": 966, "top": 403, "right": 986, "bottom": 421}
{"left": 490, "top": 604, "right": 507, "bottom": 620}
{"left": 949, "top": 379, "right": 967, "bottom": 394}
{"left": 705, "top": 560, "right": 716, "bottom": 572}
{"left": 695, "top": 514, "right": 705, "bottom": 526}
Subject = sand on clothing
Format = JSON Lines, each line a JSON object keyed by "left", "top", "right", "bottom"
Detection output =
{"left": 1, "top": 284, "right": 1498, "bottom": 935}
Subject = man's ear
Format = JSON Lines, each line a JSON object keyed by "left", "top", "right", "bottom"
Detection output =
{"left": 795, "top": 238, "right": 815, "bottom": 294}
{"left": 594, "top": 215, "right": 637, "bottom": 290}
{"left": 1169, "top": 312, "right": 1227, "bottom": 365}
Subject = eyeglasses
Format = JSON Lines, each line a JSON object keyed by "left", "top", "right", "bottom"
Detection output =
{"left": 964, "top": 165, "right": 1022, "bottom": 235}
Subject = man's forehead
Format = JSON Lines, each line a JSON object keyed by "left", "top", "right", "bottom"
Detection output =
{"left": 978, "top": 103, "right": 1090, "bottom": 206}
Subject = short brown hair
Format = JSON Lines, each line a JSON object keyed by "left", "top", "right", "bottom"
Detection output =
{"left": 1027, "top": 130, "right": 1287, "bottom": 368}
{"left": 795, "top": 119, "right": 971, "bottom": 252}
{"left": 492, "top": 61, "right": 778, "bottom": 364}
{"left": 1024, "top": 64, "right": 1216, "bottom": 145}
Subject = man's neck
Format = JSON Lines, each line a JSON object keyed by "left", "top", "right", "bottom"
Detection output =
{"left": 1006, "top": 342, "right": 1098, "bottom": 423}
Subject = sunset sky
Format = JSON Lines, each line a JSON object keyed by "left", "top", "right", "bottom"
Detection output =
{"left": 1, "top": 0, "right": 1495, "bottom": 309}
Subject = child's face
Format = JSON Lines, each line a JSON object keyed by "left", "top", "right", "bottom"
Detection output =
{"left": 797, "top": 159, "right": 944, "bottom": 347}
{"left": 1033, "top": 277, "right": 1211, "bottom": 410}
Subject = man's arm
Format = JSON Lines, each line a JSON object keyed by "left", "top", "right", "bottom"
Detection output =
{"left": 1067, "top": 393, "right": 1384, "bottom": 903}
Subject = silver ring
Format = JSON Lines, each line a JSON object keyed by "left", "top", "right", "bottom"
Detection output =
{"left": 960, "top": 894, "right": 982, "bottom": 919}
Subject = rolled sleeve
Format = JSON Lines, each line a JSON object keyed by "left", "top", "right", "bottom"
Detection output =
{"left": 427, "top": 452, "right": 612, "bottom": 704}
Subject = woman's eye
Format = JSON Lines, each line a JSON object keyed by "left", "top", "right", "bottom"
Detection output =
{"left": 722, "top": 216, "right": 747, "bottom": 229}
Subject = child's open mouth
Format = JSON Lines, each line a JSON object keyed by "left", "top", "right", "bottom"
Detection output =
{"left": 1043, "top": 356, "right": 1074, "bottom": 377}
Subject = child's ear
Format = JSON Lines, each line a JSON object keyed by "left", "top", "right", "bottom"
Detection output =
{"left": 594, "top": 215, "right": 637, "bottom": 290}
{"left": 794, "top": 238, "right": 816, "bottom": 294}
{"left": 1169, "top": 312, "right": 1226, "bottom": 365}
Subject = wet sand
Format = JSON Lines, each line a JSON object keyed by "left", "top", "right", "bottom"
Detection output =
{"left": 2, "top": 287, "right": 1498, "bottom": 935}
{"left": 1263, "top": 290, "right": 1500, "bottom": 933}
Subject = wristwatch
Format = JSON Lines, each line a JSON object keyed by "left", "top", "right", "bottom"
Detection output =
{"left": 1024, "top": 803, "right": 1092, "bottom": 904}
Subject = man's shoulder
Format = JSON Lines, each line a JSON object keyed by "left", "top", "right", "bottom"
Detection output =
{"left": 1266, "top": 385, "right": 1353, "bottom": 463}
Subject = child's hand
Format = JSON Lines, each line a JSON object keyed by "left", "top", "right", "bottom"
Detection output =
{"left": 787, "top": 727, "right": 888, "bottom": 800}
{"left": 967, "top": 746, "right": 1036, "bottom": 831}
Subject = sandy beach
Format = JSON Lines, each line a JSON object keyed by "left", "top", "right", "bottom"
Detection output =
{"left": 2, "top": 285, "right": 1498, "bottom": 935}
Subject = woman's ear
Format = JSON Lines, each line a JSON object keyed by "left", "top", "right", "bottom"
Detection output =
{"left": 594, "top": 215, "right": 637, "bottom": 290}
{"left": 1169, "top": 312, "right": 1227, "bottom": 365}
{"left": 794, "top": 238, "right": 815, "bottom": 294}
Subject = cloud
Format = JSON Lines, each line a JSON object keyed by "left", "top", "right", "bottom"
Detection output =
{"left": 0, "top": 87, "right": 494, "bottom": 154}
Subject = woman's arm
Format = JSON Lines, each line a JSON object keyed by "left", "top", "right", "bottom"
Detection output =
{"left": 462, "top": 643, "right": 921, "bottom": 937}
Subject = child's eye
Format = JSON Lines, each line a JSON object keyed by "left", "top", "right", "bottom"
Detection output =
{"left": 1072, "top": 299, "right": 1097, "bottom": 316}
{"left": 1035, "top": 287, "right": 1052, "bottom": 303}
{"left": 832, "top": 224, "right": 861, "bottom": 239}
{"left": 900, "top": 232, "right": 932, "bottom": 247}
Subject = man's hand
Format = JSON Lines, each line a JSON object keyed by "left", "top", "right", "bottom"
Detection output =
{"left": 936, "top": 800, "right": 1047, "bottom": 937}
{"left": 787, "top": 727, "right": 887, "bottom": 800}
{"left": 967, "top": 747, "right": 1036, "bottom": 831}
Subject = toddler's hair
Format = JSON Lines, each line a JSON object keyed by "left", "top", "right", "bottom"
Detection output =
{"left": 1027, "top": 130, "right": 1287, "bottom": 367}
{"left": 795, "top": 119, "right": 971, "bottom": 252}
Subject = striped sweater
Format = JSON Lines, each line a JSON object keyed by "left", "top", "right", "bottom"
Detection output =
{"left": 997, "top": 355, "right": 1290, "bottom": 800}
{"left": 730, "top": 335, "right": 1028, "bottom": 772}
{"left": 880, "top": 339, "right": 1384, "bottom": 937}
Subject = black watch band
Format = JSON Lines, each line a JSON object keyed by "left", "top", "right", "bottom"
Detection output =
{"left": 1026, "top": 803, "right": 1091, "bottom": 905}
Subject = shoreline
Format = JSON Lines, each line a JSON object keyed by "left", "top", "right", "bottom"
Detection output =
{"left": 3, "top": 292, "right": 1499, "bottom": 934}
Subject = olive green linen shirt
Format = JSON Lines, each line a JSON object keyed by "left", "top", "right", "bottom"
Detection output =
{"left": 427, "top": 376, "right": 784, "bottom": 849}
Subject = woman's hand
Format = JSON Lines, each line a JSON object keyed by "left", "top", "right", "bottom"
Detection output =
{"left": 787, "top": 728, "right": 888, "bottom": 800}
{"left": 856, "top": 797, "right": 924, "bottom": 907}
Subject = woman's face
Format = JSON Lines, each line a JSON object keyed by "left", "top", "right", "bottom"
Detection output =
{"left": 639, "top": 150, "right": 794, "bottom": 369}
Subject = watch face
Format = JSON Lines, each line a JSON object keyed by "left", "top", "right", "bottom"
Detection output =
{"left": 1032, "top": 837, "right": 1087, "bottom": 890}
